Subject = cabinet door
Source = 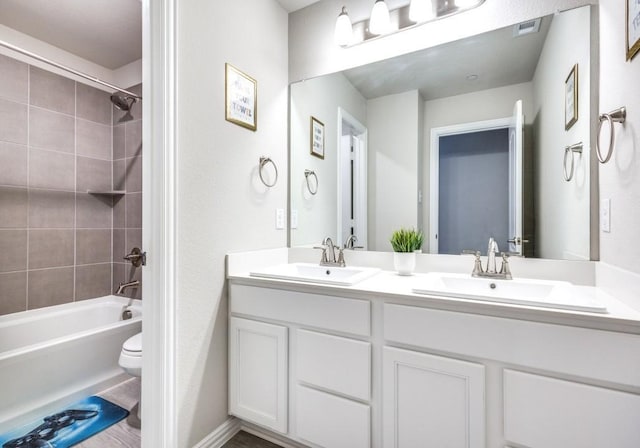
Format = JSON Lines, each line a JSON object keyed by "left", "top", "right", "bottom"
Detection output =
{"left": 383, "top": 346, "right": 485, "bottom": 448}
{"left": 229, "top": 317, "right": 288, "bottom": 433}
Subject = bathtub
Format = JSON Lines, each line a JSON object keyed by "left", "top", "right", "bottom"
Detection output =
{"left": 0, "top": 296, "right": 141, "bottom": 431}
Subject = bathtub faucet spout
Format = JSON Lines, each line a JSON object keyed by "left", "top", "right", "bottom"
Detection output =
{"left": 116, "top": 280, "right": 140, "bottom": 296}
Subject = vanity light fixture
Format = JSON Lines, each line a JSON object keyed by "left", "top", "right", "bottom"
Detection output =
{"left": 369, "top": 0, "right": 392, "bottom": 35}
{"left": 335, "top": 0, "right": 485, "bottom": 47}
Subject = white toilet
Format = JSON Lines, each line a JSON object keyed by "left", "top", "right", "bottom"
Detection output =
{"left": 119, "top": 332, "right": 142, "bottom": 427}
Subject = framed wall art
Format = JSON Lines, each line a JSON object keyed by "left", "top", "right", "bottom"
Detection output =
{"left": 627, "top": 0, "right": 640, "bottom": 61}
{"left": 225, "top": 63, "right": 257, "bottom": 131}
{"left": 310, "top": 116, "right": 325, "bottom": 159}
{"left": 565, "top": 64, "right": 578, "bottom": 131}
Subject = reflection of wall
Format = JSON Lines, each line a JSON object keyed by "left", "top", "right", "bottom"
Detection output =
{"left": 368, "top": 90, "right": 422, "bottom": 251}
{"left": 599, "top": 0, "right": 640, "bottom": 274}
{"left": 423, "top": 82, "right": 535, "bottom": 249}
{"left": 290, "top": 72, "right": 366, "bottom": 246}
{"left": 532, "top": 6, "right": 591, "bottom": 260}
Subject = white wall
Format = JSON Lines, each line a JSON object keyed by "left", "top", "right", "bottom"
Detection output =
{"left": 367, "top": 90, "right": 422, "bottom": 251}
{"left": 289, "top": 0, "right": 594, "bottom": 82}
{"left": 175, "top": 0, "right": 288, "bottom": 446}
{"left": 423, "top": 82, "right": 535, "bottom": 245}
{"left": 599, "top": 0, "right": 640, "bottom": 273}
{"left": 290, "top": 72, "right": 367, "bottom": 246}
{"left": 532, "top": 6, "right": 592, "bottom": 260}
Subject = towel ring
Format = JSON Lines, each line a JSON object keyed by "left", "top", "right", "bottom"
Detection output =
{"left": 596, "top": 107, "right": 626, "bottom": 164}
{"left": 304, "top": 169, "right": 318, "bottom": 195}
{"left": 563, "top": 142, "right": 583, "bottom": 182}
{"left": 258, "top": 156, "right": 278, "bottom": 188}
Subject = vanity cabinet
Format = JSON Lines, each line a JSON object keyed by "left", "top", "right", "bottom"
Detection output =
{"left": 382, "top": 347, "right": 485, "bottom": 448}
{"left": 228, "top": 317, "right": 288, "bottom": 433}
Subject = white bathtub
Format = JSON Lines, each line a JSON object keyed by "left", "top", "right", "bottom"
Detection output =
{"left": 0, "top": 296, "right": 141, "bottom": 431}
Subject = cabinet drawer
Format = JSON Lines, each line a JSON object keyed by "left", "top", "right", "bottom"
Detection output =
{"left": 297, "top": 329, "right": 371, "bottom": 401}
{"left": 230, "top": 284, "right": 370, "bottom": 336}
{"left": 504, "top": 369, "right": 640, "bottom": 447}
{"left": 384, "top": 303, "right": 640, "bottom": 387}
{"left": 296, "top": 385, "right": 370, "bottom": 448}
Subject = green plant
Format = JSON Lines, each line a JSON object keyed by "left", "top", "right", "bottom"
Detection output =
{"left": 390, "top": 228, "right": 424, "bottom": 252}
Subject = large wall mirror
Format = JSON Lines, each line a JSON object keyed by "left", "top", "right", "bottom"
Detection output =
{"left": 290, "top": 5, "right": 596, "bottom": 261}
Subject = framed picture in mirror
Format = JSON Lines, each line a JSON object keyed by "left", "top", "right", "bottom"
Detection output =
{"left": 565, "top": 64, "right": 578, "bottom": 131}
{"left": 627, "top": 0, "right": 640, "bottom": 61}
{"left": 310, "top": 116, "right": 325, "bottom": 159}
{"left": 225, "top": 63, "right": 257, "bottom": 131}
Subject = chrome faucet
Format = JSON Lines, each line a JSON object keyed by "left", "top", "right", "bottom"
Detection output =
{"left": 316, "top": 237, "right": 346, "bottom": 267}
{"left": 344, "top": 235, "right": 363, "bottom": 250}
{"left": 116, "top": 279, "right": 140, "bottom": 295}
{"left": 463, "top": 237, "right": 512, "bottom": 280}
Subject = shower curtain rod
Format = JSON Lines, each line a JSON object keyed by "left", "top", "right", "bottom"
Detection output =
{"left": 0, "top": 39, "right": 142, "bottom": 100}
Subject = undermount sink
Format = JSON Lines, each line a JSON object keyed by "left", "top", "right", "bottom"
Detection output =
{"left": 412, "top": 272, "right": 608, "bottom": 314}
{"left": 250, "top": 263, "right": 381, "bottom": 286}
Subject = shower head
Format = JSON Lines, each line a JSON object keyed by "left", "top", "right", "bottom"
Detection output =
{"left": 110, "top": 94, "right": 138, "bottom": 111}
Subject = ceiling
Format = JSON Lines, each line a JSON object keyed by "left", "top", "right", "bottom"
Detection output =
{"left": 276, "top": 0, "right": 321, "bottom": 12}
{"left": 0, "top": 0, "right": 142, "bottom": 70}
{"left": 343, "top": 16, "right": 552, "bottom": 101}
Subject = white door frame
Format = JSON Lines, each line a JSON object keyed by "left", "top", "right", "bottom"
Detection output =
{"left": 337, "top": 107, "right": 368, "bottom": 248}
{"left": 429, "top": 117, "right": 511, "bottom": 254}
{"left": 142, "top": 0, "right": 178, "bottom": 446}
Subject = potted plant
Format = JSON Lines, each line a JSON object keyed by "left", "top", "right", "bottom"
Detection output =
{"left": 390, "top": 228, "right": 424, "bottom": 275}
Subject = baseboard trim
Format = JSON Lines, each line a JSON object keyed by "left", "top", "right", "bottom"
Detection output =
{"left": 193, "top": 416, "right": 242, "bottom": 448}
{"left": 240, "top": 422, "right": 309, "bottom": 448}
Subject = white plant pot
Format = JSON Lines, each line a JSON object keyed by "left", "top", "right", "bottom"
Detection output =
{"left": 393, "top": 252, "right": 416, "bottom": 276}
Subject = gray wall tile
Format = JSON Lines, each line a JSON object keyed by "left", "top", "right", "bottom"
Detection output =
{"left": 77, "top": 156, "right": 112, "bottom": 192}
{"left": 125, "top": 193, "right": 142, "bottom": 228}
{"left": 113, "top": 229, "right": 125, "bottom": 262}
{"left": 125, "top": 120, "right": 142, "bottom": 158}
{"left": 126, "top": 228, "right": 142, "bottom": 252}
{"left": 29, "top": 107, "right": 75, "bottom": 153}
{"left": 28, "top": 229, "right": 74, "bottom": 269}
{"left": 113, "top": 124, "right": 125, "bottom": 160}
{"left": 0, "top": 271, "right": 27, "bottom": 315}
{"left": 76, "top": 193, "right": 112, "bottom": 228}
{"left": 0, "top": 187, "right": 28, "bottom": 228}
{"left": 113, "top": 159, "right": 125, "bottom": 191}
{"left": 77, "top": 119, "right": 111, "bottom": 160}
{"left": 0, "top": 54, "right": 28, "bottom": 104}
{"left": 126, "top": 156, "right": 142, "bottom": 193}
{"left": 76, "top": 83, "right": 112, "bottom": 125}
{"left": 76, "top": 229, "right": 111, "bottom": 265}
{"left": 0, "top": 142, "right": 27, "bottom": 187}
{"left": 0, "top": 98, "right": 28, "bottom": 145}
{"left": 29, "top": 149, "right": 75, "bottom": 191}
{"left": 29, "top": 189, "right": 75, "bottom": 228}
{"left": 75, "top": 263, "right": 111, "bottom": 300}
{"left": 28, "top": 267, "right": 74, "bottom": 309}
{"left": 113, "top": 196, "right": 125, "bottom": 228}
{"left": 0, "top": 230, "right": 27, "bottom": 272}
{"left": 29, "top": 66, "right": 75, "bottom": 115}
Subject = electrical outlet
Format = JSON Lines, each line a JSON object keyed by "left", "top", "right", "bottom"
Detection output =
{"left": 291, "top": 209, "right": 298, "bottom": 229}
{"left": 600, "top": 199, "right": 611, "bottom": 233}
{"left": 276, "top": 208, "right": 285, "bottom": 230}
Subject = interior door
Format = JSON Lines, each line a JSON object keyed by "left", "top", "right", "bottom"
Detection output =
{"left": 508, "top": 100, "right": 524, "bottom": 254}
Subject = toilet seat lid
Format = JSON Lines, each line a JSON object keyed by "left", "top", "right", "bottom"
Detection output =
{"left": 123, "top": 332, "right": 142, "bottom": 353}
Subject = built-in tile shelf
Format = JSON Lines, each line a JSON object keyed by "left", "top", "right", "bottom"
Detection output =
{"left": 87, "top": 190, "right": 126, "bottom": 196}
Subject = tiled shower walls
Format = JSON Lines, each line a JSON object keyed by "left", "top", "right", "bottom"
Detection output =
{"left": 0, "top": 53, "right": 143, "bottom": 315}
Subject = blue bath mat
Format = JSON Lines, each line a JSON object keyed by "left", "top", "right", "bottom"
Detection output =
{"left": 0, "top": 396, "right": 129, "bottom": 447}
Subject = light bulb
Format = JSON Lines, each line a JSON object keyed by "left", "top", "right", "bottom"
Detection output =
{"left": 334, "top": 6, "right": 353, "bottom": 47}
{"left": 409, "top": 0, "right": 434, "bottom": 23}
{"left": 369, "top": 0, "right": 391, "bottom": 35}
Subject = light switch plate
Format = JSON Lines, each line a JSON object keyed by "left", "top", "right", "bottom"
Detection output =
{"left": 600, "top": 199, "right": 611, "bottom": 233}
{"left": 291, "top": 209, "right": 298, "bottom": 229}
{"left": 276, "top": 208, "right": 285, "bottom": 230}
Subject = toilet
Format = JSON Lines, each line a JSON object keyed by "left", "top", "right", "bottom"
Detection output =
{"left": 119, "top": 332, "right": 142, "bottom": 428}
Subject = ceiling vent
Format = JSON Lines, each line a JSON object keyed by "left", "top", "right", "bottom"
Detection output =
{"left": 513, "top": 18, "right": 542, "bottom": 37}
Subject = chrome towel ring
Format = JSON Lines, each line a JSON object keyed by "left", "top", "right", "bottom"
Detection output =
{"left": 596, "top": 107, "right": 626, "bottom": 164}
{"left": 258, "top": 156, "right": 278, "bottom": 188}
{"left": 563, "top": 142, "right": 583, "bottom": 182}
{"left": 304, "top": 169, "right": 318, "bottom": 195}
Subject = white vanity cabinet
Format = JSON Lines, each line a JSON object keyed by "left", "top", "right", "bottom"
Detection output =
{"left": 229, "top": 284, "right": 372, "bottom": 447}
